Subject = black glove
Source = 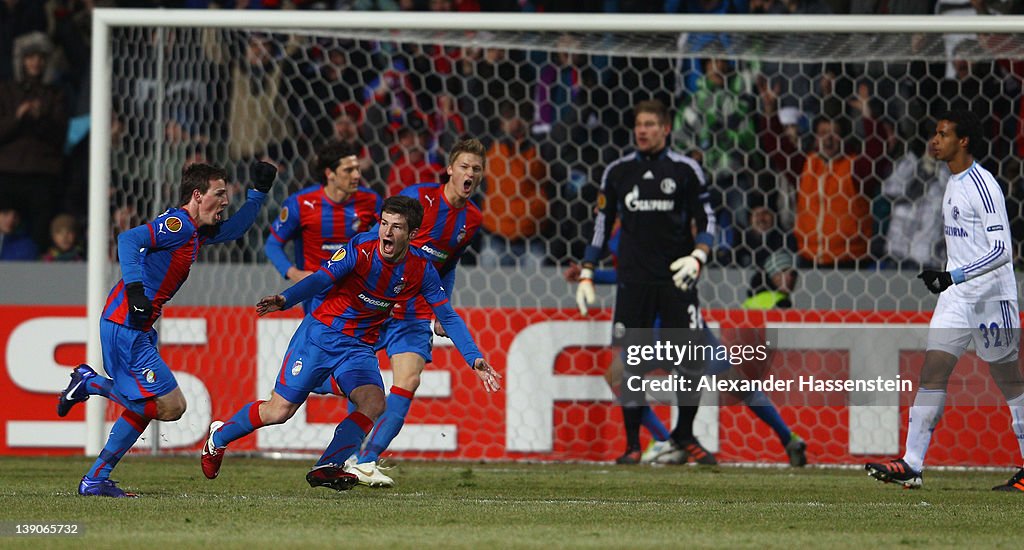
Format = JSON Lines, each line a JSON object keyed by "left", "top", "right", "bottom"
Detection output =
{"left": 917, "top": 270, "right": 953, "bottom": 295}
{"left": 252, "top": 161, "right": 277, "bottom": 193}
{"left": 125, "top": 282, "right": 153, "bottom": 326}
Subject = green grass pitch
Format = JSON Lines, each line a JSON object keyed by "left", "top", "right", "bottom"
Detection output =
{"left": 0, "top": 456, "right": 1020, "bottom": 549}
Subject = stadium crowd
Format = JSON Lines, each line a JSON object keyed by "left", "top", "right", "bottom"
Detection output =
{"left": 2, "top": 0, "right": 1024, "bottom": 290}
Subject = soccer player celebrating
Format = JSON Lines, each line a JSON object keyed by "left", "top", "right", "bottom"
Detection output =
{"left": 344, "top": 138, "right": 486, "bottom": 487}
{"left": 865, "top": 110, "right": 1024, "bottom": 491}
{"left": 201, "top": 196, "right": 500, "bottom": 491}
{"left": 265, "top": 140, "right": 382, "bottom": 309}
{"left": 575, "top": 99, "right": 718, "bottom": 465}
{"left": 56, "top": 162, "right": 277, "bottom": 497}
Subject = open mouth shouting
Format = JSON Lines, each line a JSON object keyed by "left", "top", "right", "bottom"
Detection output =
{"left": 381, "top": 237, "right": 396, "bottom": 257}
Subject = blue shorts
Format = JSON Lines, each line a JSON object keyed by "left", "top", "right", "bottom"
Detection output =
{"left": 377, "top": 318, "right": 433, "bottom": 363}
{"left": 100, "top": 319, "right": 179, "bottom": 400}
{"left": 275, "top": 318, "right": 384, "bottom": 404}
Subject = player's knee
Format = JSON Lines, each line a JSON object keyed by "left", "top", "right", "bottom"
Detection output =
{"left": 391, "top": 355, "right": 425, "bottom": 391}
{"left": 357, "top": 393, "right": 386, "bottom": 420}
{"left": 919, "top": 353, "right": 957, "bottom": 389}
{"left": 988, "top": 361, "right": 1024, "bottom": 399}
{"left": 159, "top": 401, "right": 186, "bottom": 421}
{"left": 394, "top": 371, "right": 421, "bottom": 392}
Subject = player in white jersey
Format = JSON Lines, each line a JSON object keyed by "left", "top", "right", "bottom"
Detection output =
{"left": 865, "top": 110, "right": 1024, "bottom": 491}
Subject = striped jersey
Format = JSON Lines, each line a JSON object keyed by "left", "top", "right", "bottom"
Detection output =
{"left": 266, "top": 184, "right": 382, "bottom": 277}
{"left": 393, "top": 182, "right": 482, "bottom": 320}
{"left": 103, "top": 189, "right": 268, "bottom": 331}
{"left": 280, "top": 232, "right": 483, "bottom": 366}
{"left": 943, "top": 162, "right": 1016, "bottom": 302}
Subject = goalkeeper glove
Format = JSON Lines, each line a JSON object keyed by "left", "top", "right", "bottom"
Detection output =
{"left": 125, "top": 282, "right": 153, "bottom": 327}
{"left": 670, "top": 249, "right": 708, "bottom": 291}
{"left": 251, "top": 161, "right": 278, "bottom": 193}
{"left": 917, "top": 270, "right": 953, "bottom": 294}
{"left": 575, "top": 267, "right": 596, "bottom": 316}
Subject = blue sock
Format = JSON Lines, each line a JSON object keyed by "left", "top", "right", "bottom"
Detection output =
{"left": 347, "top": 399, "right": 356, "bottom": 415}
{"left": 84, "top": 375, "right": 113, "bottom": 398}
{"left": 317, "top": 412, "right": 374, "bottom": 466}
{"left": 745, "top": 390, "right": 791, "bottom": 446}
{"left": 84, "top": 374, "right": 154, "bottom": 417}
{"left": 86, "top": 410, "right": 151, "bottom": 480}
{"left": 641, "top": 406, "right": 670, "bottom": 441}
{"left": 358, "top": 387, "right": 414, "bottom": 463}
{"left": 213, "top": 400, "right": 265, "bottom": 448}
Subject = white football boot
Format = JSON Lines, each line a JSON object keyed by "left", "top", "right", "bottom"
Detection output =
{"left": 640, "top": 440, "right": 675, "bottom": 463}
{"left": 345, "top": 460, "right": 395, "bottom": 488}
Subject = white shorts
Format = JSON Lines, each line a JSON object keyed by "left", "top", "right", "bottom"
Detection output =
{"left": 927, "top": 295, "right": 1019, "bottom": 363}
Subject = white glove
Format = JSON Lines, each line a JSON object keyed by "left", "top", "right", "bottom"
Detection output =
{"left": 670, "top": 249, "right": 708, "bottom": 291}
{"left": 575, "top": 267, "right": 596, "bottom": 316}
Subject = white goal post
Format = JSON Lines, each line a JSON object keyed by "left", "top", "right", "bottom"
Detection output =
{"left": 86, "top": 10, "right": 1024, "bottom": 457}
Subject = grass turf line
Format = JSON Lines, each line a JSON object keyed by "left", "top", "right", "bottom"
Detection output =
{"left": 0, "top": 457, "right": 1020, "bottom": 549}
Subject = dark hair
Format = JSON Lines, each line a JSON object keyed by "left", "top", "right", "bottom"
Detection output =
{"left": 447, "top": 138, "right": 486, "bottom": 168}
{"left": 314, "top": 140, "right": 362, "bottom": 182}
{"left": 634, "top": 99, "right": 669, "bottom": 126}
{"left": 381, "top": 195, "right": 424, "bottom": 232}
{"left": 937, "top": 109, "right": 985, "bottom": 158}
{"left": 179, "top": 163, "right": 227, "bottom": 205}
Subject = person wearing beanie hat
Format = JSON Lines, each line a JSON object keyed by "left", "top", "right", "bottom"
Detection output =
{"left": 743, "top": 248, "right": 798, "bottom": 310}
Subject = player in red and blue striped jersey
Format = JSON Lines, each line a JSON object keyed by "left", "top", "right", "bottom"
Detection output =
{"left": 343, "top": 138, "right": 487, "bottom": 487}
{"left": 201, "top": 196, "right": 500, "bottom": 491}
{"left": 265, "top": 140, "right": 382, "bottom": 312}
{"left": 55, "top": 162, "right": 278, "bottom": 498}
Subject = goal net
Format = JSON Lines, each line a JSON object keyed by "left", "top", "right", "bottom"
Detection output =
{"left": 87, "top": 11, "right": 1024, "bottom": 467}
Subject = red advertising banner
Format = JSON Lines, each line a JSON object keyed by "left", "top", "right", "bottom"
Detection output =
{"left": 1, "top": 305, "right": 1020, "bottom": 467}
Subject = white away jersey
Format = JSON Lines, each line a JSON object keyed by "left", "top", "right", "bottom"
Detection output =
{"left": 941, "top": 162, "right": 1017, "bottom": 302}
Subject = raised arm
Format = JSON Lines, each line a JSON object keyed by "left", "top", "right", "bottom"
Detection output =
{"left": 205, "top": 162, "right": 276, "bottom": 244}
{"left": 421, "top": 263, "right": 501, "bottom": 392}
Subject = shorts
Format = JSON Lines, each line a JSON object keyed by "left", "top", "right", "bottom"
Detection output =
{"left": 927, "top": 295, "right": 1019, "bottom": 363}
{"left": 612, "top": 282, "right": 704, "bottom": 347}
{"left": 377, "top": 317, "right": 433, "bottom": 363}
{"left": 274, "top": 318, "right": 384, "bottom": 404}
{"left": 100, "top": 319, "right": 179, "bottom": 401}
{"left": 614, "top": 283, "right": 705, "bottom": 406}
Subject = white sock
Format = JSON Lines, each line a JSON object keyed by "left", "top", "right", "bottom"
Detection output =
{"left": 1007, "top": 392, "right": 1024, "bottom": 468}
{"left": 902, "top": 388, "right": 946, "bottom": 472}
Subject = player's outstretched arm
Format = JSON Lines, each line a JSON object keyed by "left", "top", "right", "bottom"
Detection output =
{"left": 206, "top": 161, "right": 277, "bottom": 244}
{"left": 432, "top": 306, "right": 500, "bottom": 392}
{"left": 471, "top": 358, "right": 502, "bottom": 393}
{"left": 261, "top": 241, "right": 356, "bottom": 313}
{"left": 263, "top": 269, "right": 335, "bottom": 313}
{"left": 256, "top": 294, "right": 285, "bottom": 316}
{"left": 422, "top": 263, "right": 497, "bottom": 390}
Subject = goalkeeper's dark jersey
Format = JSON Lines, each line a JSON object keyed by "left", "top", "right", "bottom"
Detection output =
{"left": 582, "top": 147, "right": 715, "bottom": 284}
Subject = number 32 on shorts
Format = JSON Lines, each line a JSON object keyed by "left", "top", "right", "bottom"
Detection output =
{"left": 978, "top": 322, "right": 1006, "bottom": 349}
